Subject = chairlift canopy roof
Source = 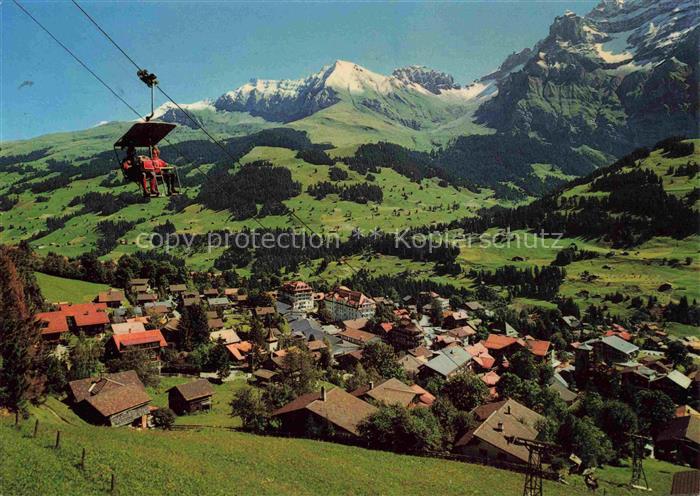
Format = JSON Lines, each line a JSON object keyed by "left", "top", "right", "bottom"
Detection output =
{"left": 114, "top": 122, "right": 176, "bottom": 148}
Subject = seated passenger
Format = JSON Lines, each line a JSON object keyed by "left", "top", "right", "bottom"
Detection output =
{"left": 151, "top": 146, "right": 178, "bottom": 195}
{"left": 138, "top": 154, "right": 160, "bottom": 197}
{"left": 121, "top": 146, "right": 151, "bottom": 197}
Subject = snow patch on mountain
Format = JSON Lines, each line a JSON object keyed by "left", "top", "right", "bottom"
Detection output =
{"left": 153, "top": 100, "right": 215, "bottom": 120}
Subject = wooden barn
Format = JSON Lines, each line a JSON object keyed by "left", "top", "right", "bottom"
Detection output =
{"left": 168, "top": 379, "right": 214, "bottom": 415}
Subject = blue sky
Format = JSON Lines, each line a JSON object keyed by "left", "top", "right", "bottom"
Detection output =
{"left": 2, "top": 1, "right": 598, "bottom": 141}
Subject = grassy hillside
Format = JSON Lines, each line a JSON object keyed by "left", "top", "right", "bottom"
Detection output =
{"left": 0, "top": 140, "right": 500, "bottom": 264}
{"left": 0, "top": 403, "right": 683, "bottom": 496}
{"left": 35, "top": 272, "right": 111, "bottom": 304}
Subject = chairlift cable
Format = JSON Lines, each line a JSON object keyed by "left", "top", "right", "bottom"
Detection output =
{"left": 71, "top": 0, "right": 243, "bottom": 167}
{"left": 21, "top": 0, "right": 370, "bottom": 293}
{"left": 70, "top": 0, "right": 368, "bottom": 288}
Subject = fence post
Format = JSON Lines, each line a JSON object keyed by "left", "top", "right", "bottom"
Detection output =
{"left": 54, "top": 430, "right": 61, "bottom": 449}
{"left": 80, "top": 447, "right": 86, "bottom": 470}
{"left": 110, "top": 473, "right": 116, "bottom": 494}
{"left": 14, "top": 410, "right": 19, "bottom": 428}
{"left": 33, "top": 419, "right": 39, "bottom": 438}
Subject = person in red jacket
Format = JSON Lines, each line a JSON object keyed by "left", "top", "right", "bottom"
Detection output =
{"left": 151, "top": 146, "right": 178, "bottom": 195}
{"left": 139, "top": 152, "right": 160, "bottom": 197}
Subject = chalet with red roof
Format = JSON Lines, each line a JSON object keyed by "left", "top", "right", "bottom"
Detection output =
{"left": 36, "top": 311, "right": 70, "bottom": 342}
{"left": 107, "top": 330, "right": 166, "bottom": 360}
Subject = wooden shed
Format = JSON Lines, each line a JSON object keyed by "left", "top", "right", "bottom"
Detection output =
{"left": 168, "top": 379, "right": 214, "bottom": 415}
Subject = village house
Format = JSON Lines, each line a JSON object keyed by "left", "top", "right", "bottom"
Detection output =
{"left": 36, "top": 311, "right": 70, "bottom": 343}
{"left": 591, "top": 335, "right": 639, "bottom": 365}
{"left": 58, "top": 302, "right": 110, "bottom": 335}
{"left": 324, "top": 286, "right": 376, "bottom": 322}
{"left": 421, "top": 346, "right": 472, "bottom": 380}
{"left": 106, "top": 329, "right": 167, "bottom": 360}
{"left": 443, "top": 309, "right": 470, "bottom": 329}
{"left": 95, "top": 289, "right": 125, "bottom": 308}
{"left": 652, "top": 370, "right": 692, "bottom": 404}
{"left": 337, "top": 327, "right": 380, "bottom": 347}
{"left": 67, "top": 370, "right": 151, "bottom": 427}
{"left": 273, "top": 387, "right": 377, "bottom": 442}
{"left": 207, "top": 297, "right": 231, "bottom": 311}
{"left": 203, "top": 288, "right": 220, "bottom": 298}
{"left": 168, "top": 284, "right": 187, "bottom": 295}
{"left": 128, "top": 278, "right": 150, "bottom": 293}
{"left": 209, "top": 329, "right": 241, "bottom": 345}
{"left": 182, "top": 291, "right": 201, "bottom": 307}
{"left": 389, "top": 319, "right": 424, "bottom": 351}
{"left": 655, "top": 414, "right": 700, "bottom": 466}
{"left": 226, "top": 341, "right": 253, "bottom": 364}
{"left": 168, "top": 379, "right": 214, "bottom": 415}
{"left": 279, "top": 281, "right": 314, "bottom": 312}
{"left": 483, "top": 334, "right": 523, "bottom": 361}
{"left": 466, "top": 342, "right": 496, "bottom": 371}
{"left": 398, "top": 353, "right": 428, "bottom": 378}
{"left": 111, "top": 321, "right": 146, "bottom": 334}
{"left": 454, "top": 399, "right": 543, "bottom": 465}
{"left": 136, "top": 292, "right": 158, "bottom": 304}
{"left": 351, "top": 378, "right": 434, "bottom": 408}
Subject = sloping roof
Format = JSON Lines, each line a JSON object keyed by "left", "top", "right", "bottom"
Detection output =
{"left": 209, "top": 329, "right": 241, "bottom": 345}
{"left": 549, "top": 381, "right": 578, "bottom": 403}
{"left": 226, "top": 341, "right": 252, "bottom": 361}
{"left": 455, "top": 399, "right": 544, "bottom": 463}
{"left": 36, "top": 311, "right": 70, "bottom": 335}
{"left": 449, "top": 325, "right": 477, "bottom": 339}
{"left": 399, "top": 354, "right": 426, "bottom": 374}
{"left": 409, "top": 384, "right": 436, "bottom": 407}
{"left": 670, "top": 470, "right": 700, "bottom": 496}
{"left": 480, "top": 371, "right": 501, "bottom": 387}
{"left": 601, "top": 335, "right": 639, "bottom": 355}
{"left": 170, "top": 379, "right": 214, "bottom": 401}
{"left": 86, "top": 384, "right": 151, "bottom": 417}
{"left": 337, "top": 328, "right": 379, "bottom": 344}
{"left": 208, "top": 297, "right": 230, "bottom": 306}
{"left": 424, "top": 347, "right": 472, "bottom": 377}
{"left": 169, "top": 284, "right": 187, "bottom": 292}
{"left": 207, "top": 318, "right": 224, "bottom": 330}
{"left": 281, "top": 281, "right": 312, "bottom": 292}
{"left": 661, "top": 370, "right": 692, "bottom": 389}
{"left": 74, "top": 311, "right": 110, "bottom": 327}
{"left": 524, "top": 339, "right": 551, "bottom": 357}
{"left": 67, "top": 370, "right": 145, "bottom": 403}
{"left": 484, "top": 334, "right": 522, "bottom": 350}
{"left": 363, "top": 378, "right": 419, "bottom": 407}
{"left": 342, "top": 318, "right": 370, "bottom": 330}
{"left": 111, "top": 322, "right": 146, "bottom": 335}
{"left": 111, "top": 330, "right": 166, "bottom": 351}
{"left": 136, "top": 293, "right": 158, "bottom": 302}
{"left": 656, "top": 414, "right": 700, "bottom": 445}
{"left": 97, "top": 289, "right": 124, "bottom": 303}
{"left": 327, "top": 286, "right": 375, "bottom": 309}
{"left": 273, "top": 387, "right": 377, "bottom": 436}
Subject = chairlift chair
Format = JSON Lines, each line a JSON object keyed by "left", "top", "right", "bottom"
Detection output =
{"left": 113, "top": 121, "right": 183, "bottom": 197}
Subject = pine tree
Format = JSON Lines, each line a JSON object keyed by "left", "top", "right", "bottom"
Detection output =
{"left": 0, "top": 250, "right": 44, "bottom": 411}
